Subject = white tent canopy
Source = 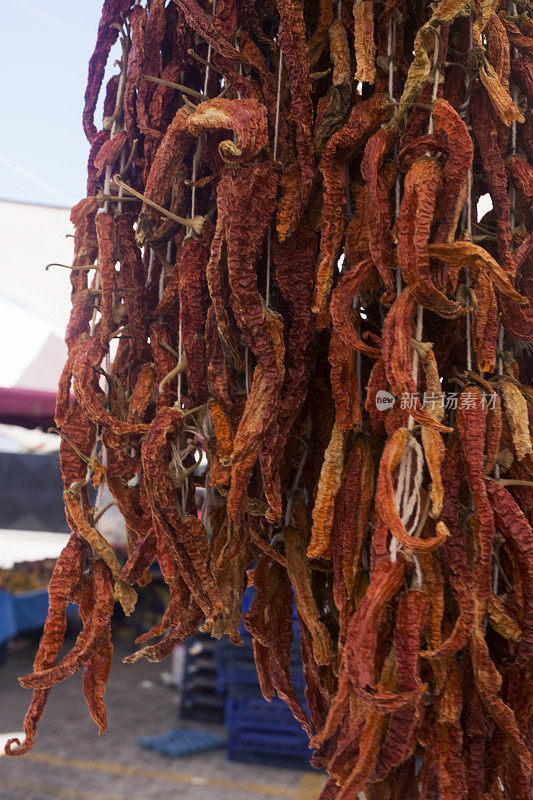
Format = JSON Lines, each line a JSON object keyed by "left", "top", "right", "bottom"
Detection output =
{"left": 0, "top": 199, "right": 73, "bottom": 390}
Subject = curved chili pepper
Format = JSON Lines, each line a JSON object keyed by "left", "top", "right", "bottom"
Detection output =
{"left": 382, "top": 289, "right": 452, "bottom": 432}
{"left": 261, "top": 225, "right": 316, "bottom": 520}
{"left": 65, "top": 491, "right": 137, "bottom": 615}
{"left": 470, "top": 83, "right": 515, "bottom": 275}
{"left": 177, "top": 236, "right": 211, "bottom": 406}
{"left": 141, "top": 406, "right": 221, "bottom": 621}
{"left": 360, "top": 129, "right": 397, "bottom": 297}
{"left": 397, "top": 156, "right": 465, "bottom": 318}
{"left": 136, "top": 106, "right": 194, "bottom": 245}
{"left": 73, "top": 336, "right": 147, "bottom": 436}
{"left": 376, "top": 427, "right": 449, "bottom": 552}
{"left": 20, "top": 560, "right": 114, "bottom": 691}
{"left": 372, "top": 589, "right": 428, "bottom": 781}
{"left": 431, "top": 98, "right": 474, "bottom": 243}
{"left": 274, "top": 0, "right": 314, "bottom": 239}
{"left": 329, "top": 330, "right": 362, "bottom": 432}
{"left": 187, "top": 97, "right": 268, "bottom": 162}
{"left": 314, "top": 20, "right": 352, "bottom": 155}
{"left": 5, "top": 535, "right": 86, "bottom": 755}
{"left": 330, "top": 259, "right": 382, "bottom": 358}
{"left": 83, "top": 0, "right": 133, "bottom": 143}
{"left": 314, "top": 93, "right": 389, "bottom": 326}
{"left": 285, "top": 525, "right": 332, "bottom": 666}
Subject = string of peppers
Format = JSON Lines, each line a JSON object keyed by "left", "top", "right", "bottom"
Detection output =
{"left": 7, "top": 1, "right": 533, "bottom": 798}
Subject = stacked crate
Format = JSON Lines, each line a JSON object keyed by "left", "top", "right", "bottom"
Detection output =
{"left": 180, "top": 632, "right": 225, "bottom": 724}
{"left": 216, "top": 590, "right": 311, "bottom": 767}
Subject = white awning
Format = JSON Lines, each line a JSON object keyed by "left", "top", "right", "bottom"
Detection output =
{"left": 0, "top": 199, "right": 73, "bottom": 390}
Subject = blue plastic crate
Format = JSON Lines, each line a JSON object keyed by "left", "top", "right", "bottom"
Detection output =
{"left": 228, "top": 747, "right": 313, "bottom": 769}
{"left": 216, "top": 664, "right": 261, "bottom": 693}
{"left": 215, "top": 633, "right": 301, "bottom": 658}
{"left": 225, "top": 694, "right": 310, "bottom": 735}
{"left": 216, "top": 660, "right": 306, "bottom": 693}
{"left": 227, "top": 727, "right": 310, "bottom": 766}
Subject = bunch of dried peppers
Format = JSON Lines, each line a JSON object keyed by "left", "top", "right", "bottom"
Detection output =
{"left": 7, "top": 0, "right": 533, "bottom": 796}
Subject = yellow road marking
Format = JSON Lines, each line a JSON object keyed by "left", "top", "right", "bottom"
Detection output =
{"left": 24, "top": 752, "right": 321, "bottom": 799}
{"left": 295, "top": 773, "right": 328, "bottom": 798}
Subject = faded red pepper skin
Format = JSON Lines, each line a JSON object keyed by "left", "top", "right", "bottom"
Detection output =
{"left": 187, "top": 98, "right": 268, "bottom": 163}
{"left": 486, "top": 481, "right": 533, "bottom": 666}
{"left": 470, "top": 84, "right": 515, "bottom": 275}
{"left": 397, "top": 156, "right": 463, "bottom": 318}
{"left": 141, "top": 407, "right": 221, "bottom": 621}
{"left": 330, "top": 259, "right": 381, "bottom": 358}
{"left": 177, "top": 236, "right": 211, "bottom": 406}
{"left": 360, "top": 129, "right": 397, "bottom": 297}
{"left": 261, "top": 225, "right": 317, "bottom": 521}
{"left": 376, "top": 428, "right": 448, "bottom": 553}
{"left": 329, "top": 330, "right": 361, "bottom": 432}
{"left": 373, "top": 590, "right": 428, "bottom": 781}
{"left": 5, "top": 535, "right": 86, "bottom": 756}
{"left": 314, "top": 93, "right": 389, "bottom": 326}
{"left": 274, "top": 0, "right": 314, "bottom": 239}
{"left": 456, "top": 388, "right": 494, "bottom": 625}
{"left": 19, "top": 560, "right": 114, "bottom": 691}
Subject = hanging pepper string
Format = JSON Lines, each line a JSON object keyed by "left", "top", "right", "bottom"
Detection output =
{"left": 95, "top": 24, "right": 130, "bottom": 512}
{"left": 409, "top": 28, "right": 441, "bottom": 424}
{"left": 173, "top": 0, "right": 218, "bottom": 511}
{"left": 391, "top": 28, "right": 442, "bottom": 567}
{"left": 15, "top": 1, "right": 533, "bottom": 783}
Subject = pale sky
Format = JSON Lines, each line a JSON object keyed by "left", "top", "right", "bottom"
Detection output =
{"left": 0, "top": 0, "right": 110, "bottom": 206}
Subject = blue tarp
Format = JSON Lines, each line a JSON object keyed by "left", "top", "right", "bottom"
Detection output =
{"left": 0, "top": 588, "right": 49, "bottom": 645}
{"left": 0, "top": 591, "right": 18, "bottom": 644}
{"left": 139, "top": 727, "right": 227, "bottom": 758}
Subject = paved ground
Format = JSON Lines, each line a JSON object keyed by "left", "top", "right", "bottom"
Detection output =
{"left": 0, "top": 638, "right": 326, "bottom": 800}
